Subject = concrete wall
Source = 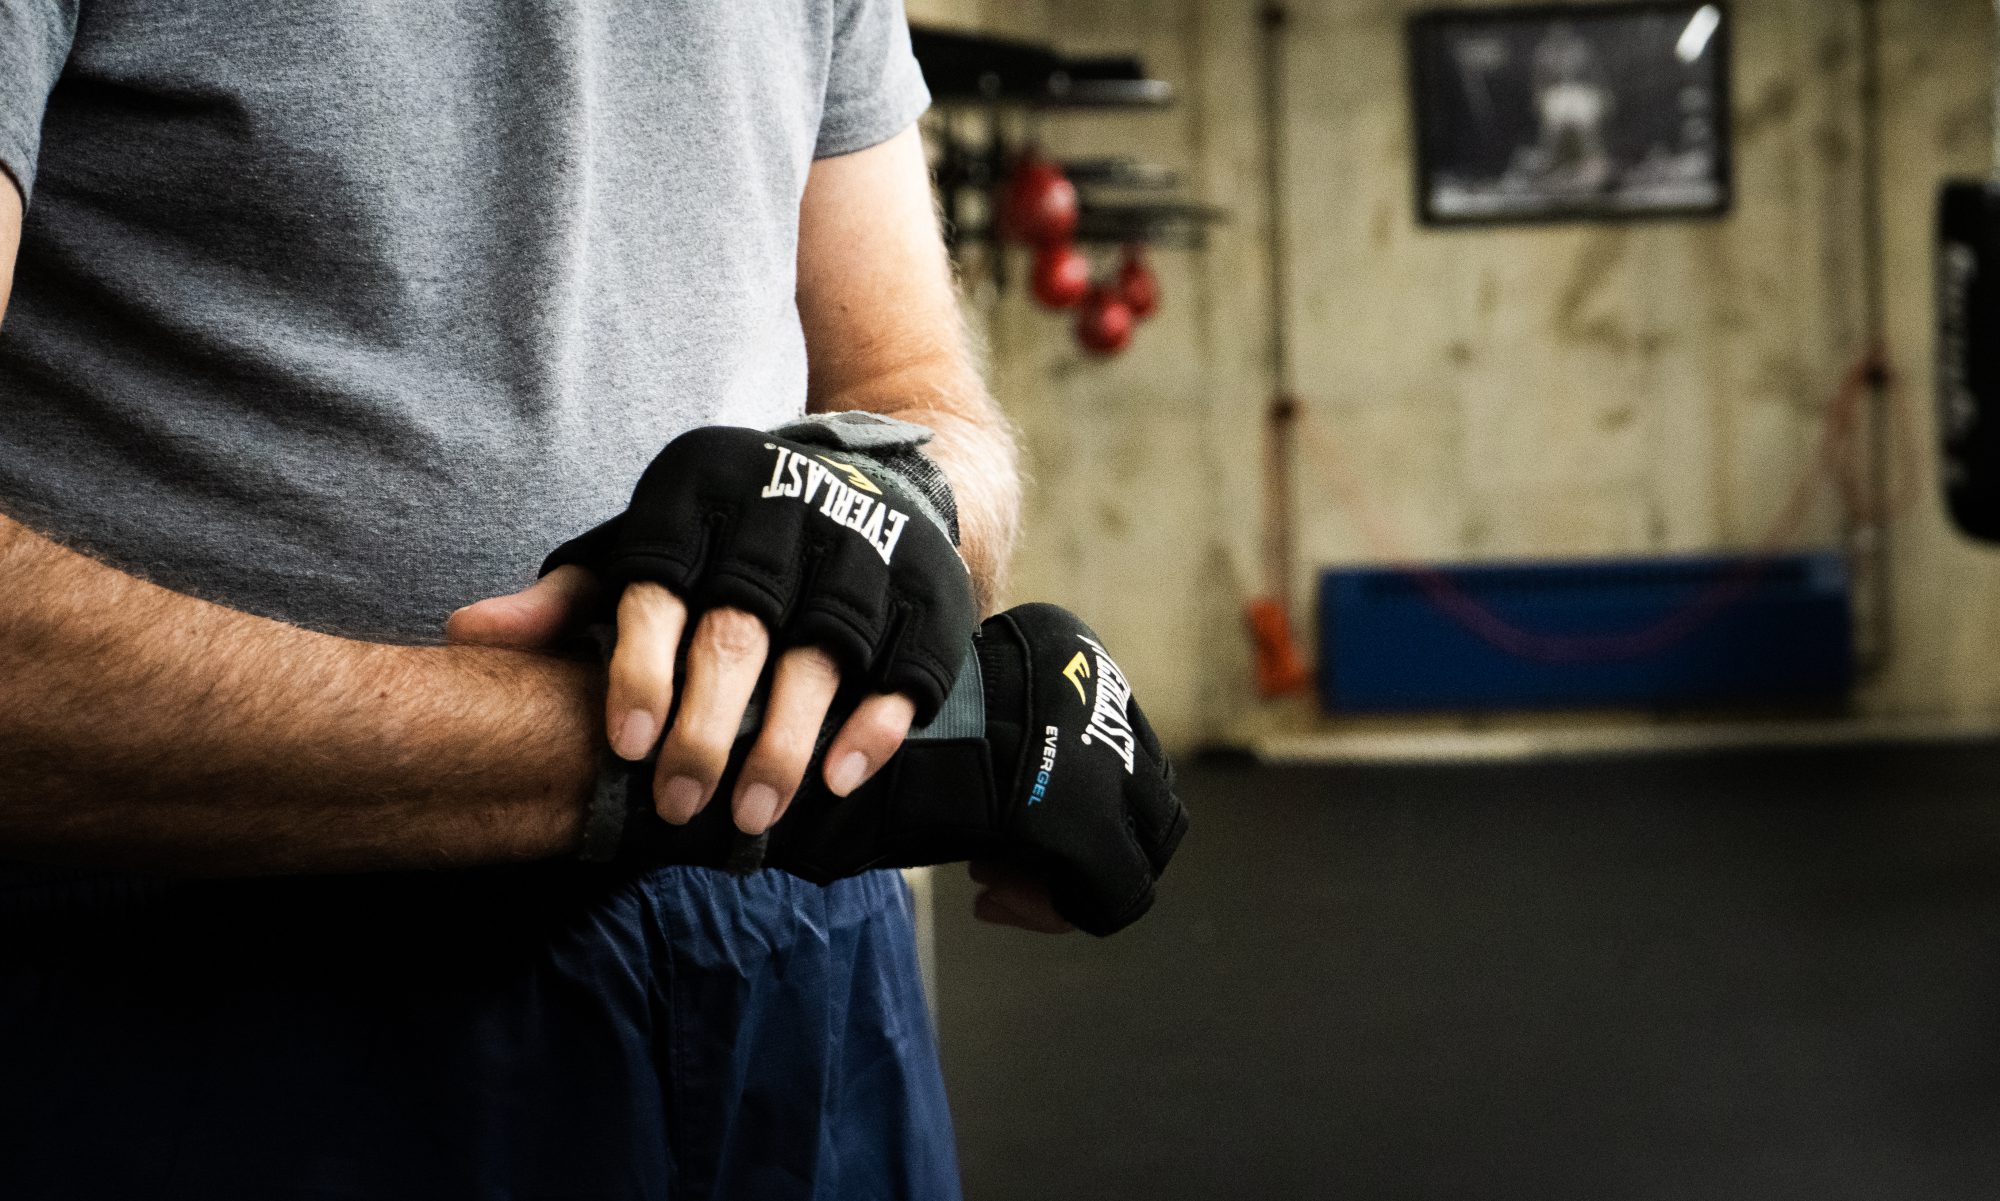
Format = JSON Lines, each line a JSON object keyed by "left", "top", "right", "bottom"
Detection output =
{"left": 910, "top": 0, "right": 2000, "bottom": 749}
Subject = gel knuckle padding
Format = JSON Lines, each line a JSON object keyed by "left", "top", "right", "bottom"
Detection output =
{"left": 885, "top": 581, "right": 979, "bottom": 716}
{"left": 786, "top": 533, "right": 892, "bottom": 676}
{"left": 1127, "top": 778, "right": 1188, "bottom": 878}
{"left": 1119, "top": 700, "right": 1188, "bottom": 875}
{"left": 760, "top": 427, "right": 972, "bottom": 717}
{"left": 1037, "top": 792, "right": 1159, "bottom": 935}
{"left": 604, "top": 547, "right": 702, "bottom": 600}
{"left": 872, "top": 603, "right": 955, "bottom": 721}
{"left": 602, "top": 509, "right": 715, "bottom": 600}
{"left": 604, "top": 447, "right": 724, "bottom": 597}
{"left": 786, "top": 610, "right": 878, "bottom": 684}
{"left": 606, "top": 426, "right": 766, "bottom": 592}
{"left": 875, "top": 506, "right": 975, "bottom": 701}
{"left": 696, "top": 503, "right": 805, "bottom": 629}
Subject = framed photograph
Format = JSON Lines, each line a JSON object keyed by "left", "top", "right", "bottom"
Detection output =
{"left": 1407, "top": 3, "right": 1731, "bottom": 226}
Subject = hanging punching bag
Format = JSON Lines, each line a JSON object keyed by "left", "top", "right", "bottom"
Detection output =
{"left": 1939, "top": 181, "right": 2000, "bottom": 541}
{"left": 1940, "top": 1, "right": 2000, "bottom": 542}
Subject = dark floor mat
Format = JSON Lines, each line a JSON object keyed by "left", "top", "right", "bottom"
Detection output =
{"left": 935, "top": 743, "right": 2000, "bottom": 1201}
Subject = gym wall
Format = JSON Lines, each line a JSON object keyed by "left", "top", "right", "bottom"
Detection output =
{"left": 912, "top": 0, "right": 2000, "bottom": 749}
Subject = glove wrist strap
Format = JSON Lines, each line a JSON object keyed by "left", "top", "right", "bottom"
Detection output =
{"left": 768, "top": 411, "right": 961, "bottom": 546}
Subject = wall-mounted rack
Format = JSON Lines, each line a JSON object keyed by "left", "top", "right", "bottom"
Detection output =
{"left": 910, "top": 27, "right": 1175, "bottom": 109}
{"left": 912, "top": 26, "right": 1226, "bottom": 275}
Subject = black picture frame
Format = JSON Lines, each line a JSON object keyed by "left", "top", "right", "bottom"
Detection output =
{"left": 1407, "top": 2, "right": 1732, "bottom": 227}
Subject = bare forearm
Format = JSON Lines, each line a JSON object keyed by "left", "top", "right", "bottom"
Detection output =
{"left": 0, "top": 518, "right": 593, "bottom": 873}
{"left": 816, "top": 362, "right": 1020, "bottom": 614}
{"left": 0, "top": 172, "right": 17, "bottom": 316}
{"left": 796, "top": 128, "right": 1022, "bottom": 613}
{"left": 913, "top": 400, "right": 1020, "bottom": 615}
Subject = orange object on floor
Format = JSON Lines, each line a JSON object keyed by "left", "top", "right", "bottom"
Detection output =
{"left": 1246, "top": 595, "right": 1311, "bottom": 697}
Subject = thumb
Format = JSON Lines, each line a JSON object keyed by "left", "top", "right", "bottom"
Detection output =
{"left": 446, "top": 566, "right": 603, "bottom": 649}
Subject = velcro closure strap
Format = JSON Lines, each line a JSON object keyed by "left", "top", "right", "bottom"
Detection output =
{"left": 908, "top": 647, "right": 984, "bottom": 742}
{"left": 878, "top": 738, "right": 1006, "bottom": 866}
{"left": 770, "top": 412, "right": 960, "bottom": 546}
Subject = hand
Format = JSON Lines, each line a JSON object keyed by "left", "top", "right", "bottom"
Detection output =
{"left": 512, "top": 601, "right": 1185, "bottom": 937}
{"left": 447, "top": 567, "right": 920, "bottom": 837}
{"left": 449, "top": 425, "right": 978, "bottom": 839}
{"left": 652, "top": 602, "right": 1188, "bottom": 937}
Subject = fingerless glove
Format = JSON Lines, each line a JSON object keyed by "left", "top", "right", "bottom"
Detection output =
{"left": 543, "top": 421, "right": 977, "bottom": 721}
{"left": 604, "top": 603, "right": 1189, "bottom": 937}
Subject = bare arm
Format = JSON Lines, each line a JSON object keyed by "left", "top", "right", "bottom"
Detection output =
{"left": 1, "top": 172, "right": 17, "bottom": 316}
{"left": 799, "top": 128, "right": 1060, "bottom": 931}
{"left": 0, "top": 176, "right": 593, "bottom": 873}
{"left": 796, "top": 126, "right": 1021, "bottom": 614}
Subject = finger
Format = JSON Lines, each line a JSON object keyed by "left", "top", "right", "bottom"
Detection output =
{"left": 821, "top": 692, "right": 916, "bottom": 797}
{"left": 653, "top": 606, "right": 770, "bottom": 824}
{"left": 973, "top": 891, "right": 1048, "bottom": 931}
{"left": 976, "top": 892, "right": 1073, "bottom": 934}
{"left": 973, "top": 885, "right": 1075, "bottom": 934}
{"left": 605, "top": 583, "right": 690, "bottom": 761}
{"left": 969, "top": 863, "right": 1074, "bottom": 934}
{"left": 731, "top": 645, "right": 842, "bottom": 836}
{"left": 445, "top": 566, "right": 601, "bottom": 648}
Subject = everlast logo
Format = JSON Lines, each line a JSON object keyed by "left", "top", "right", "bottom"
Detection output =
{"left": 1076, "top": 635, "right": 1137, "bottom": 775}
{"left": 1028, "top": 725, "right": 1059, "bottom": 805}
{"left": 760, "top": 444, "right": 911, "bottom": 565}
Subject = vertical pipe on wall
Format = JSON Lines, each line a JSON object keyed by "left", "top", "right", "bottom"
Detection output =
{"left": 1259, "top": 2, "right": 1298, "bottom": 608}
{"left": 1854, "top": 0, "right": 1895, "bottom": 676}
{"left": 1248, "top": 2, "right": 1314, "bottom": 699}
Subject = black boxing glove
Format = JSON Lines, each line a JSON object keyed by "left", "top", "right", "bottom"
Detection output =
{"left": 607, "top": 603, "right": 1189, "bottom": 937}
{"left": 543, "top": 418, "right": 977, "bottom": 722}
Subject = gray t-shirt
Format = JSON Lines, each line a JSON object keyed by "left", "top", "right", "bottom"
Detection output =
{"left": 0, "top": 0, "right": 929, "bottom": 643}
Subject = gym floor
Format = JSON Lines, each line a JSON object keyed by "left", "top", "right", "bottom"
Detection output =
{"left": 934, "top": 743, "right": 2000, "bottom": 1201}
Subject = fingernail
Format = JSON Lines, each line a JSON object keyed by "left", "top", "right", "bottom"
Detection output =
{"left": 658, "top": 775, "right": 704, "bottom": 824}
{"left": 613, "top": 711, "right": 657, "bottom": 761}
{"left": 737, "top": 782, "right": 781, "bottom": 835}
{"left": 826, "top": 751, "right": 870, "bottom": 796}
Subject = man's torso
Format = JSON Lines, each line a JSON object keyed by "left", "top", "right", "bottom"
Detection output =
{"left": 0, "top": 0, "right": 845, "bottom": 640}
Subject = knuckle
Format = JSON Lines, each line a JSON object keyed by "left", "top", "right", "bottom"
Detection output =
{"left": 785, "top": 644, "right": 842, "bottom": 688}
{"left": 698, "top": 607, "right": 769, "bottom": 661}
{"left": 608, "top": 648, "right": 672, "bottom": 700}
{"left": 854, "top": 694, "right": 916, "bottom": 744}
{"left": 619, "top": 581, "right": 685, "bottom": 626}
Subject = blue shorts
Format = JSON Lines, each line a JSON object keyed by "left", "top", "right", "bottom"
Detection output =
{"left": 0, "top": 864, "right": 959, "bottom": 1200}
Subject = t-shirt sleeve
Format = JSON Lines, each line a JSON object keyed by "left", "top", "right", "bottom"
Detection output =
{"left": 815, "top": 0, "right": 930, "bottom": 160}
{"left": 0, "top": 0, "right": 78, "bottom": 202}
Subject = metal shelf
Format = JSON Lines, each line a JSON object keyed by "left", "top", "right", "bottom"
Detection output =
{"left": 911, "top": 27, "right": 1174, "bottom": 111}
